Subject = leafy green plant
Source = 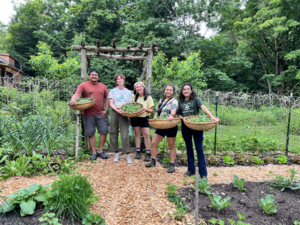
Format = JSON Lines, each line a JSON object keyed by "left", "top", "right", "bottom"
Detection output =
{"left": 82, "top": 213, "right": 106, "bottom": 225}
{"left": 252, "top": 156, "right": 264, "bottom": 164}
{"left": 192, "top": 177, "right": 211, "bottom": 195}
{"left": 166, "top": 183, "right": 188, "bottom": 220}
{"left": 44, "top": 174, "right": 98, "bottom": 220}
{"left": 77, "top": 97, "right": 94, "bottom": 103}
{"left": 222, "top": 155, "right": 235, "bottom": 165}
{"left": 276, "top": 155, "right": 288, "bottom": 164}
{"left": 0, "top": 183, "right": 50, "bottom": 216}
{"left": 29, "top": 152, "right": 53, "bottom": 175}
{"left": 207, "top": 155, "right": 220, "bottom": 166}
{"left": 294, "top": 221, "right": 300, "bottom": 225}
{"left": 39, "top": 212, "right": 62, "bottom": 225}
{"left": 268, "top": 169, "right": 300, "bottom": 191}
{"left": 258, "top": 194, "right": 278, "bottom": 214}
{"left": 264, "top": 155, "right": 276, "bottom": 164}
{"left": 54, "top": 157, "right": 75, "bottom": 174}
{"left": 291, "top": 155, "right": 300, "bottom": 164}
{"left": 186, "top": 114, "right": 211, "bottom": 123}
{"left": 121, "top": 103, "right": 142, "bottom": 113}
{"left": 162, "top": 157, "right": 170, "bottom": 168}
{"left": 232, "top": 174, "right": 247, "bottom": 191}
{"left": 235, "top": 153, "right": 255, "bottom": 165}
{"left": 208, "top": 194, "right": 232, "bottom": 211}
{"left": 179, "top": 155, "right": 188, "bottom": 165}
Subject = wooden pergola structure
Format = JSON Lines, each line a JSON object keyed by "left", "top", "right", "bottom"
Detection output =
{"left": 72, "top": 39, "right": 158, "bottom": 90}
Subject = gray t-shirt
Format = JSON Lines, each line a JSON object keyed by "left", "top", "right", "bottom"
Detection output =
{"left": 107, "top": 87, "right": 132, "bottom": 106}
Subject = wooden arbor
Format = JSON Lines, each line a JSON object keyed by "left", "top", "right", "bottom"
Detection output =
{"left": 72, "top": 39, "right": 158, "bottom": 90}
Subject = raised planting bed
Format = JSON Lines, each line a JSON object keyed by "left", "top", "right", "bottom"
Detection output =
{"left": 178, "top": 182, "right": 300, "bottom": 224}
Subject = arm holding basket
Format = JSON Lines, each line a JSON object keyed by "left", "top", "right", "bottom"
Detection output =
{"left": 200, "top": 105, "right": 219, "bottom": 124}
{"left": 69, "top": 93, "right": 81, "bottom": 105}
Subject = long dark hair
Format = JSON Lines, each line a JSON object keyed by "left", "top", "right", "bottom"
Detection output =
{"left": 179, "top": 83, "right": 197, "bottom": 102}
{"left": 134, "top": 88, "right": 149, "bottom": 102}
{"left": 157, "top": 84, "right": 175, "bottom": 109}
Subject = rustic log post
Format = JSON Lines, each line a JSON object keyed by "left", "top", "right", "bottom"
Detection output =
{"left": 80, "top": 42, "right": 87, "bottom": 82}
{"left": 75, "top": 110, "right": 80, "bottom": 157}
{"left": 146, "top": 49, "right": 153, "bottom": 91}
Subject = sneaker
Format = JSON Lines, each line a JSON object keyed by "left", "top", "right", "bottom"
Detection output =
{"left": 145, "top": 158, "right": 156, "bottom": 167}
{"left": 97, "top": 152, "right": 108, "bottom": 159}
{"left": 90, "top": 154, "right": 97, "bottom": 160}
{"left": 144, "top": 153, "right": 151, "bottom": 162}
{"left": 135, "top": 151, "right": 141, "bottom": 160}
{"left": 126, "top": 154, "right": 132, "bottom": 164}
{"left": 114, "top": 153, "right": 119, "bottom": 163}
{"left": 184, "top": 171, "right": 195, "bottom": 177}
{"left": 167, "top": 163, "right": 175, "bottom": 173}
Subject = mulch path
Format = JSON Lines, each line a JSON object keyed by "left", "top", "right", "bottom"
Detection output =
{"left": 1, "top": 152, "right": 300, "bottom": 225}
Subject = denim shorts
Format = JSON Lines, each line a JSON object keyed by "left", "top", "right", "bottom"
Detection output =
{"left": 82, "top": 113, "right": 109, "bottom": 136}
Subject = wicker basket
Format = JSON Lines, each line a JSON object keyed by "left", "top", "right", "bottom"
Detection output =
{"left": 149, "top": 118, "right": 181, "bottom": 129}
{"left": 121, "top": 102, "right": 144, "bottom": 117}
{"left": 68, "top": 99, "right": 95, "bottom": 110}
{"left": 183, "top": 116, "right": 218, "bottom": 131}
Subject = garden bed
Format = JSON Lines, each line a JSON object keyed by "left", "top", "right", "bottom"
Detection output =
{"left": 178, "top": 182, "right": 300, "bottom": 224}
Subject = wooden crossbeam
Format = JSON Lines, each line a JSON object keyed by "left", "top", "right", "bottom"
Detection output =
{"left": 81, "top": 53, "right": 147, "bottom": 61}
{"left": 72, "top": 45, "right": 151, "bottom": 53}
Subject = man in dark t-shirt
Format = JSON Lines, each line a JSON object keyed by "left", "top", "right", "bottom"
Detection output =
{"left": 70, "top": 69, "right": 110, "bottom": 160}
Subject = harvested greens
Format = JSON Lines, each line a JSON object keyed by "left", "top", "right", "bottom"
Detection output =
{"left": 77, "top": 97, "right": 94, "bottom": 103}
{"left": 121, "top": 103, "right": 142, "bottom": 113}
{"left": 186, "top": 114, "right": 211, "bottom": 123}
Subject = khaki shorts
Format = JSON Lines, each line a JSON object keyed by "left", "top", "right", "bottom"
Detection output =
{"left": 82, "top": 113, "right": 109, "bottom": 136}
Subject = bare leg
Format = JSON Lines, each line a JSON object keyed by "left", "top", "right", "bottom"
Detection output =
{"left": 150, "top": 133, "right": 164, "bottom": 158}
{"left": 167, "top": 137, "right": 176, "bottom": 162}
{"left": 141, "top": 127, "right": 151, "bottom": 150}
{"left": 133, "top": 127, "right": 141, "bottom": 148}
{"left": 89, "top": 134, "right": 96, "bottom": 154}
{"left": 97, "top": 134, "right": 107, "bottom": 153}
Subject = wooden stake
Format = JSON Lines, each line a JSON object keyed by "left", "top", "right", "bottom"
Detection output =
{"left": 75, "top": 110, "right": 80, "bottom": 157}
{"left": 80, "top": 42, "right": 87, "bottom": 82}
{"left": 195, "top": 169, "right": 199, "bottom": 225}
{"left": 146, "top": 49, "right": 153, "bottom": 91}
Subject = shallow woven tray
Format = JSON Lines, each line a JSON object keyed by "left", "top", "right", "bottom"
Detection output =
{"left": 68, "top": 99, "right": 95, "bottom": 110}
{"left": 121, "top": 102, "right": 144, "bottom": 117}
{"left": 149, "top": 117, "right": 181, "bottom": 129}
{"left": 183, "top": 116, "right": 218, "bottom": 131}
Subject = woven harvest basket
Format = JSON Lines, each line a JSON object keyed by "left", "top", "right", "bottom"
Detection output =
{"left": 121, "top": 102, "right": 144, "bottom": 118}
{"left": 68, "top": 99, "right": 95, "bottom": 110}
{"left": 149, "top": 118, "right": 181, "bottom": 129}
{"left": 183, "top": 116, "right": 218, "bottom": 131}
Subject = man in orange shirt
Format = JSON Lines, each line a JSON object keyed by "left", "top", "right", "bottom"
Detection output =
{"left": 70, "top": 69, "right": 110, "bottom": 160}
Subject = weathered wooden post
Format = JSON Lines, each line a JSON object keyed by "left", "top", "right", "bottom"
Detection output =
{"left": 75, "top": 110, "right": 80, "bottom": 157}
{"left": 146, "top": 46, "right": 154, "bottom": 91}
{"left": 195, "top": 170, "right": 199, "bottom": 225}
{"left": 80, "top": 41, "right": 87, "bottom": 82}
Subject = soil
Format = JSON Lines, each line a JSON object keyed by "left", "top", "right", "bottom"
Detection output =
{"left": 0, "top": 204, "right": 82, "bottom": 225}
{"left": 156, "top": 153, "right": 300, "bottom": 168}
{"left": 178, "top": 182, "right": 300, "bottom": 225}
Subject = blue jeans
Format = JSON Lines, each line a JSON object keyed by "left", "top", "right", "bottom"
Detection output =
{"left": 182, "top": 122, "right": 207, "bottom": 176}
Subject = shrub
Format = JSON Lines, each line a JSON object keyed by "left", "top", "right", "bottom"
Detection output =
{"left": 44, "top": 174, "right": 98, "bottom": 220}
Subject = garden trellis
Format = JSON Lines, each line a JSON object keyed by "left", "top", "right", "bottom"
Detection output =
{"left": 71, "top": 39, "right": 158, "bottom": 155}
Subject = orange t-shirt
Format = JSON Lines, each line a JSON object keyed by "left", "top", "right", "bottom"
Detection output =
{"left": 75, "top": 82, "right": 108, "bottom": 117}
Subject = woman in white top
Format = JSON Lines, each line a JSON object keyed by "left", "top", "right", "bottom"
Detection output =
{"left": 108, "top": 74, "right": 133, "bottom": 164}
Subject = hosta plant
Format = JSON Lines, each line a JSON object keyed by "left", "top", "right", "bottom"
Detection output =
{"left": 192, "top": 177, "right": 211, "bottom": 195}
{"left": 258, "top": 194, "right": 278, "bottom": 214}
{"left": 208, "top": 194, "right": 232, "bottom": 211}
{"left": 232, "top": 174, "right": 247, "bottom": 191}
{"left": 223, "top": 155, "right": 235, "bottom": 165}
{"left": 276, "top": 155, "right": 287, "bottom": 164}
{"left": 0, "top": 183, "right": 50, "bottom": 216}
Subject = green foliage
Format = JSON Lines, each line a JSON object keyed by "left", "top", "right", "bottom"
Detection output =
{"left": 276, "top": 155, "right": 288, "bottom": 164}
{"left": 0, "top": 183, "right": 50, "bottom": 216}
{"left": 192, "top": 177, "right": 211, "bottom": 195}
{"left": 45, "top": 174, "right": 98, "bottom": 220}
{"left": 268, "top": 169, "right": 300, "bottom": 191}
{"left": 222, "top": 156, "right": 235, "bottom": 165}
{"left": 166, "top": 183, "right": 188, "bottom": 220}
{"left": 82, "top": 213, "right": 106, "bottom": 225}
{"left": 39, "top": 212, "right": 62, "bottom": 225}
{"left": 232, "top": 174, "right": 247, "bottom": 191}
{"left": 77, "top": 97, "right": 95, "bottom": 103}
{"left": 162, "top": 157, "right": 170, "bottom": 168}
{"left": 264, "top": 156, "right": 276, "bottom": 164}
{"left": 291, "top": 155, "right": 300, "bottom": 164}
{"left": 258, "top": 195, "right": 278, "bottom": 214}
{"left": 209, "top": 212, "right": 251, "bottom": 225}
{"left": 251, "top": 156, "right": 264, "bottom": 165}
{"left": 235, "top": 153, "right": 255, "bottom": 166}
{"left": 121, "top": 103, "right": 142, "bottom": 113}
{"left": 208, "top": 194, "right": 232, "bottom": 211}
{"left": 186, "top": 114, "right": 211, "bottom": 123}
{"left": 206, "top": 155, "right": 220, "bottom": 166}
{"left": 0, "top": 155, "right": 32, "bottom": 180}
{"left": 54, "top": 157, "right": 75, "bottom": 174}
{"left": 294, "top": 221, "right": 300, "bottom": 225}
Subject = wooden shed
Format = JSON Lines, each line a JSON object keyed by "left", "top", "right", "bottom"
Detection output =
{"left": 0, "top": 53, "right": 23, "bottom": 86}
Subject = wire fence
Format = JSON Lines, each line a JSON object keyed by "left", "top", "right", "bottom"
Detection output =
{"left": 1, "top": 77, "right": 300, "bottom": 155}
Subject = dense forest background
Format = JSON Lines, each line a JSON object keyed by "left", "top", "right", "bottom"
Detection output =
{"left": 0, "top": 0, "right": 300, "bottom": 94}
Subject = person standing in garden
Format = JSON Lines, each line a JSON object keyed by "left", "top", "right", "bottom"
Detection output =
{"left": 69, "top": 69, "right": 109, "bottom": 160}
{"left": 108, "top": 74, "right": 133, "bottom": 164}
{"left": 145, "top": 85, "right": 178, "bottom": 173}
{"left": 178, "top": 83, "right": 219, "bottom": 178}
{"left": 131, "top": 81, "right": 154, "bottom": 160}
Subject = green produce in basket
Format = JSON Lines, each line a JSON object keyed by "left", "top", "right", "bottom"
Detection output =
{"left": 77, "top": 97, "right": 94, "bottom": 103}
{"left": 122, "top": 103, "right": 142, "bottom": 113}
{"left": 186, "top": 114, "right": 211, "bottom": 123}
{"left": 155, "top": 114, "right": 178, "bottom": 119}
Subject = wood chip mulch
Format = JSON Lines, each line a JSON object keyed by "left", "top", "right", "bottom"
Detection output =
{"left": 1, "top": 153, "right": 300, "bottom": 225}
